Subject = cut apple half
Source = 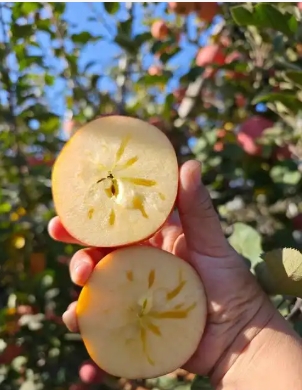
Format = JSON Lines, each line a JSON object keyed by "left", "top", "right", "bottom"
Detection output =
{"left": 76, "top": 246, "right": 207, "bottom": 379}
{"left": 52, "top": 115, "right": 179, "bottom": 247}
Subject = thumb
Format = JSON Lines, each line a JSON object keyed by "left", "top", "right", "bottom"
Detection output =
{"left": 177, "top": 160, "right": 230, "bottom": 257}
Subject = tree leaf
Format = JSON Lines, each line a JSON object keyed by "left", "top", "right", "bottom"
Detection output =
{"left": 11, "top": 24, "right": 33, "bottom": 39}
{"left": 71, "top": 31, "right": 100, "bottom": 44}
{"left": 255, "top": 248, "right": 302, "bottom": 297}
{"left": 270, "top": 165, "right": 301, "bottom": 185}
{"left": 117, "top": 19, "right": 132, "bottom": 37}
{"left": 115, "top": 34, "right": 137, "bottom": 55}
{"left": 228, "top": 222, "right": 262, "bottom": 266}
{"left": 21, "top": 2, "right": 39, "bottom": 15}
{"left": 104, "top": 2, "right": 120, "bottom": 15}
{"left": 284, "top": 71, "right": 302, "bottom": 88}
{"left": 252, "top": 92, "right": 302, "bottom": 112}
{"left": 230, "top": 3, "right": 298, "bottom": 37}
{"left": 191, "top": 375, "right": 213, "bottom": 390}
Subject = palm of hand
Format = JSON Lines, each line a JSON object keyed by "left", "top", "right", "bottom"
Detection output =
{"left": 48, "top": 160, "right": 272, "bottom": 383}
{"left": 147, "top": 218, "right": 266, "bottom": 377}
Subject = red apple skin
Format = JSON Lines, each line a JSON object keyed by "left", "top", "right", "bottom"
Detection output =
{"left": 168, "top": 2, "right": 195, "bottom": 15}
{"left": 273, "top": 145, "right": 292, "bottom": 161}
{"left": 173, "top": 87, "right": 186, "bottom": 104}
{"left": 69, "top": 384, "right": 90, "bottom": 390}
{"left": 196, "top": 2, "right": 219, "bottom": 23}
{"left": 0, "top": 344, "right": 24, "bottom": 365}
{"left": 293, "top": 213, "right": 302, "bottom": 230}
{"left": 235, "top": 94, "right": 246, "bottom": 108}
{"left": 148, "top": 65, "right": 162, "bottom": 76}
{"left": 196, "top": 44, "right": 226, "bottom": 67}
{"left": 79, "top": 361, "right": 106, "bottom": 384}
{"left": 27, "top": 156, "right": 55, "bottom": 167}
{"left": 214, "top": 142, "right": 224, "bottom": 152}
{"left": 151, "top": 20, "right": 169, "bottom": 40}
{"left": 237, "top": 116, "right": 274, "bottom": 156}
{"left": 148, "top": 117, "right": 166, "bottom": 131}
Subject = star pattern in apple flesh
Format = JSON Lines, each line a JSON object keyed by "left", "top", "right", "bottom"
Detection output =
{"left": 125, "top": 268, "right": 197, "bottom": 365}
{"left": 87, "top": 135, "right": 165, "bottom": 223}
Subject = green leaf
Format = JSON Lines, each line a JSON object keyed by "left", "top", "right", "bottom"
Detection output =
{"left": 21, "top": 2, "right": 39, "bottom": 15}
{"left": 11, "top": 24, "right": 34, "bottom": 40}
{"left": 191, "top": 375, "right": 213, "bottom": 390}
{"left": 19, "top": 55, "right": 44, "bottom": 71}
{"left": 0, "top": 203, "right": 11, "bottom": 213}
{"left": 252, "top": 92, "right": 302, "bottom": 112}
{"left": 45, "top": 74, "right": 55, "bottom": 86}
{"left": 117, "top": 19, "right": 132, "bottom": 37}
{"left": 228, "top": 223, "right": 262, "bottom": 266}
{"left": 104, "top": 2, "right": 120, "bottom": 14}
{"left": 71, "top": 32, "right": 100, "bottom": 44}
{"left": 284, "top": 71, "right": 302, "bottom": 88}
{"left": 115, "top": 35, "right": 136, "bottom": 55}
{"left": 138, "top": 73, "right": 172, "bottom": 87}
{"left": 230, "top": 3, "right": 298, "bottom": 37}
{"left": 134, "top": 32, "right": 152, "bottom": 46}
{"left": 270, "top": 165, "right": 301, "bottom": 185}
{"left": 255, "top": 248, "right": 302, "bottom": 297}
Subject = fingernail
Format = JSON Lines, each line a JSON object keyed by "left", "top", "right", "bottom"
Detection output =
{"left": 192, "top": 161, "right": 201, "bottom": 188}
{"left": 74, "top": 262, "right": 91, "bottom": 284}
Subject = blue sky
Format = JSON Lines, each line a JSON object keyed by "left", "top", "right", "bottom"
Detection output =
{"left": 0, "top": 2, "right": 265, "bottom": 140}
{"left": 51, "top": 3, "right": 222, "bottom": 121}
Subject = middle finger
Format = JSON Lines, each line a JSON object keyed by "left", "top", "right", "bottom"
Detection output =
{"left": 69, "top": 247, "right": 112, "bottom": 286}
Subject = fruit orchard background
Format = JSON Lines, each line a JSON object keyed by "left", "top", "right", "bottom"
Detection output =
{"left": 1, "top": 2, "right": 302, "bottom": 389}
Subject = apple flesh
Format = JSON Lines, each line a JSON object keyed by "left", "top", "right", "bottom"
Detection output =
{"left": 76, "top": 246, "right": 207, "bottom": 379}
{"left": 51, "top": 115, "right": 179, "bottom": 248}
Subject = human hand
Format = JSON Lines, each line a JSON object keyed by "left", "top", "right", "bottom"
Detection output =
{"left": 48, "top": 160, "right": 275, "bottom": 385}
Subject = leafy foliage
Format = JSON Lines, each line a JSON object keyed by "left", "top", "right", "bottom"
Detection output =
{"left": 1, "top": 2, "right": 302, "bottom": 390}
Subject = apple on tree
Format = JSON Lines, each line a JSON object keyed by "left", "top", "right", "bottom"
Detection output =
{"left": 151, "top": 20, "right": 169, "bottom": 40}
{"left": 237, "top": 116, "right": 274, "bottom": 156}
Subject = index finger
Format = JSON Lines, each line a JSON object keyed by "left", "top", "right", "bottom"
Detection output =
{"left": 48, "top": 216, "right": 86, "bottom": 245}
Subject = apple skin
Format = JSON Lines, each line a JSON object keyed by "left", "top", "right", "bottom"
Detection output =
{"left": 0, "top": 344, "right": 24, "bottom": 365}
{"left": 168, "top": 2, "right": 195, "bottom": 15}
{"left": 148, "top": 65, "right": 163, "bottom": 76}
{"left": 27, "top": 156, "right": 55, "bottom": 167}
{"left": 52, "top": 115, "right": 179, "bottom": 249}
{"left": 196, "top": 44, "right": 226, "bottom": 68}
{"left": 237, "top": 116, "right": 274, "bottom": 156}
{"left": 235, "top": 93, "right": 246, "bottom": 108}
{"left": 79, "top": 361, "right": 106, "bottom": 384}
{"left": 173, "top": 87, "right": 186, "bottom": 104}
{"left": 292, "top": 213, "right": 302, "bottom": 231}
{"left": 272, "top": 144, "right": 292, "bottom": 161}
{"left": 196, "top": 2, "right": 219, "bottom": 23}
{"left": 151, "top": 20, "right": 169, "bottom": 40}
{"left": 69, "top": 384, "right": 90, "bottom": 390}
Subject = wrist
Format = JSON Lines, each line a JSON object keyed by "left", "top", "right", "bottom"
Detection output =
{"left": 209, "top": 290, "right": 276, "bottom": 387}
{"left": 213, "top": 300, "right": 302, "bottom": 389}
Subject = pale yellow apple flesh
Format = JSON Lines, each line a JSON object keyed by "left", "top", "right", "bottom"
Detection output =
{"left": 51, "top": 115, "right": 179, "bottom": 247}
{"left": 76, "top": 246, "right": 207, "bottom": 379}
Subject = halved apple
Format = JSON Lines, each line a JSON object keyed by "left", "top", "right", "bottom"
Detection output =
{"left": 52, "top": 115, "right": 179, "bottom": 247}
{"left": 76, "top": 246, "right": 207, "bottom": 379}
